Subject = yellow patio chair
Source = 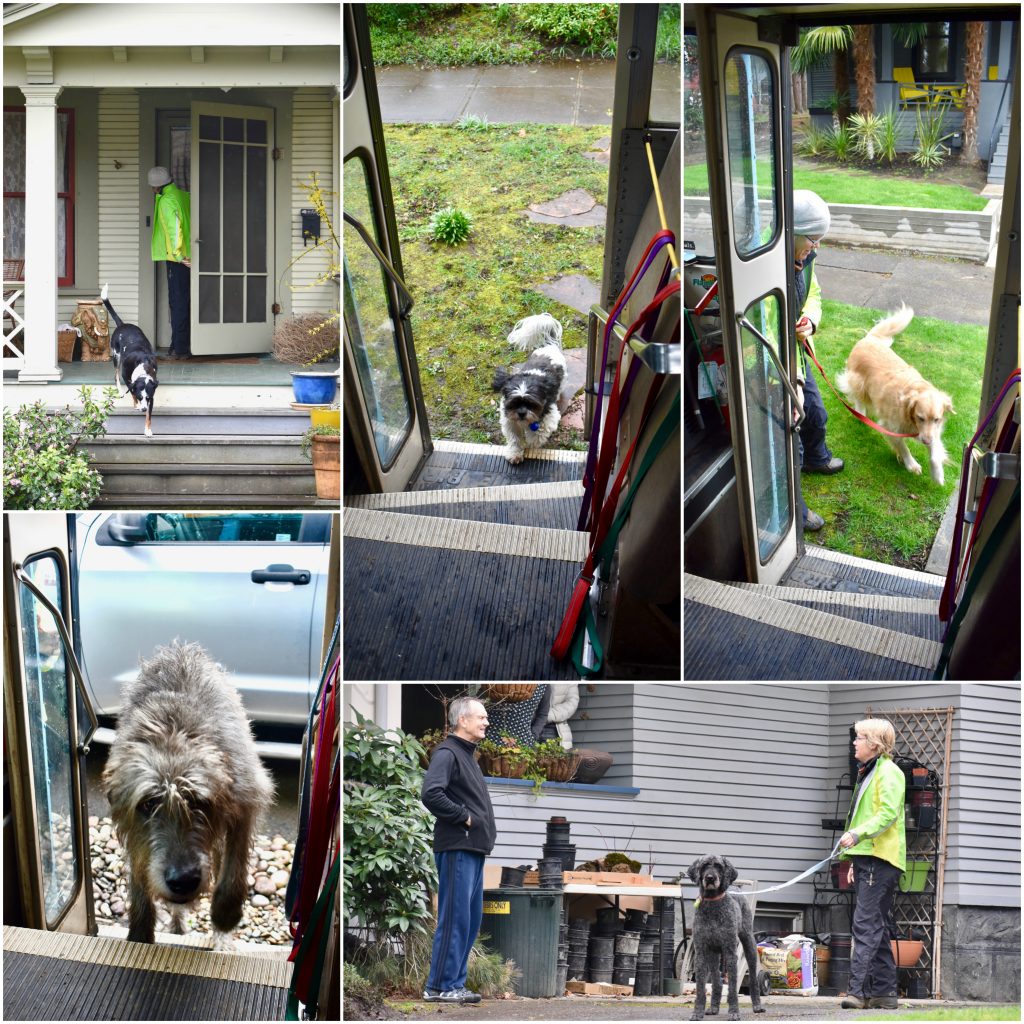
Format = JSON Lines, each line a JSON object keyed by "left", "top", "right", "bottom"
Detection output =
{"left": 893, "top": 67, "right": 932, "bottom": 107}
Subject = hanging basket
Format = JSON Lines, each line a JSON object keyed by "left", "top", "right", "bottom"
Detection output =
{"left": 539, "top": 752, "right": 582, "bottom": 783}
{"left": 481, "top": 684, "right": 537, "bottom": 703}
{"left": 489, "top": 754, "right": 528, "bottom": 779}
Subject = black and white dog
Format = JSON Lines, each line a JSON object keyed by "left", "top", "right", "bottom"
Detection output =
{"left": 492, "top": 313, "right": 566, "bottom": 464}
{"left": 101, "top": 283, "right": 158, "bottom": 437}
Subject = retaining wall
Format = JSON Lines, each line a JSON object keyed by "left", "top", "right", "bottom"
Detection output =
{"left": 683, "top": 196, "right": 998, "bottom": 264}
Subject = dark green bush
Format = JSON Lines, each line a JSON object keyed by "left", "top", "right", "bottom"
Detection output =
{"left": 366, "top": 4, "right": 454, "bottom": 31}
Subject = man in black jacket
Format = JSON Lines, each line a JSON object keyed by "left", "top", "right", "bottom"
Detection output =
{"left": 421, "top": 696, "right": 497, "bottom": 1004}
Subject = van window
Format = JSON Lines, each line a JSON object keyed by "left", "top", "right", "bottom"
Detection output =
{"left": 18, "top": 553, "right": 80, "bottom": 925}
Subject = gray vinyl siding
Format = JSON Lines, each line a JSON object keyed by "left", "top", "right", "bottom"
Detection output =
{"left": 487, "top": 684, "right": 683, "bottom": 882}
{"left": 679, "top": 684, "right": 832, "bottom": 902}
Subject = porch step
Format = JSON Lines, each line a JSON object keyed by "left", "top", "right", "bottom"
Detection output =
{"left": 684, "top": 573, "right": 941, "bottom": 680}
{"left": 85, "top": 435, "right": 309, "bottom": 466}
{"left": 100, "top": 407, "right": 311, "bottom": 436}
{"left": 91, "top": 462, "right": 316, "bottom": 498}
{"left": 782, "top": 543, "right": 945, "bottom": 599}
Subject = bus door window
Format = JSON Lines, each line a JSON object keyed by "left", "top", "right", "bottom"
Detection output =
{"left": 343, "top": 155, "right": 413, "bottom": 469}
{"left": 17, "top": 553, "right": 80, "bottom": 925}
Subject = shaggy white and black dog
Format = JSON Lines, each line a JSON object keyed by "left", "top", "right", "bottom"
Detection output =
{"left": 492, "top": 313, "right": 567, "bottom": 464}
{"left": 103, "top": 642, "right": 274, "bottom": 949}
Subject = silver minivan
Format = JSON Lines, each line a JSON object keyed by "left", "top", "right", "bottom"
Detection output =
{"left": 76, "top": 512, "right": 333, "bottom": 732}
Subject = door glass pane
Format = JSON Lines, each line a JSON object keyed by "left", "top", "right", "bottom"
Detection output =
{"left": 199, "top": 275, "right": 219, "bottom": 323}
{"left": 198, "top": 142, "right": 221, "bottom": 272}
{"left": 223, "top": 145, "right": 243, "bottom": 273}
{"left": 18, "top": 555, "right": 79, "bottom": 925}
{"left": 247, "top": 276, "right": 266, "bottom": 323}
{"left": 740, "top": 294, "right": 791, "bottom": 562}
{"left": 725, "top": 49, "right": 777, "bottom": 256}
{"left": 246, "top": 147, "right": 267, "bottom": 273}
{"left": 343, "top": 156, "right": 412, "bottom": 468}
{"left": 224, "top": 117, "right": 244, "bottom": 143}
{"left": 224, "top": 276, "right": 243, "bottom": 323}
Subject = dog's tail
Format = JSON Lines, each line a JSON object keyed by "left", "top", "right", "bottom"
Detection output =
{"left": 99, "top": 282, "right": 124, "bottom": 330}
{"left": 867, "top": 304, "right": 913, "bottom": 348}
{"left": 507, "top": 312, "right": 563, "bottom": 351}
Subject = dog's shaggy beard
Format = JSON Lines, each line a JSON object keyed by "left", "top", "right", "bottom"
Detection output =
{"left": 492, "top": 344, "right": 565, "bottom": 464}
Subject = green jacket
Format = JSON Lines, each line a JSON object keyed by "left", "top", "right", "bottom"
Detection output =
{"left": 151, "top": 183, "right": 191, "bottom": 262}
{"left": 839, "top": 756, "right": 907, "bottom": 871}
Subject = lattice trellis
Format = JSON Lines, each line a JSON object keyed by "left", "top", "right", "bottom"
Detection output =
{"left": 866, "top": 705, "right": 955, "bottom": 998}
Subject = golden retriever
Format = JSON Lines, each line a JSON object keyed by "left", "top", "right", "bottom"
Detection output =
{"left": 836, "top": 305, "right": 953, "bottom": 484}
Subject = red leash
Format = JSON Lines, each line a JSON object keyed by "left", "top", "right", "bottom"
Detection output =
{"left": 801, "top": 338, "right": 918, "bottom": 439}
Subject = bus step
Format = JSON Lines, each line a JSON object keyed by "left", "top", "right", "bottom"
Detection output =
{"left": 684, "top": 574, "right": 941, "bottom": 680}
{"left": 344, "top": 508, "right": 588, "bottom": 680}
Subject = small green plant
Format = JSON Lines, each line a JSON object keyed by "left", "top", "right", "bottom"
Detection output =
{"left": 429, "top": 206, "right": 473, "bottom": 246}
{"left": 299, "top": 422, "right": 340, "bottom": 462}
{"left": 848, "top": 111, "right": 884, "bottom": 162}
{"left": 823, "top": 122, "right": 854, "bottom": 162}
{"left": 456, "top": 114, "right": 490, "bottom": 132}
{"left": 912, "top": 102, "right": 955, "bottom": 171}
{"left": 796, "top": 121, "right": 831, "bottom": 157}
{"left": 511, "top": 3, "right": 619, "bottom": 56}
{"left": 3, "top": 386, "right": 118, "bottom": 509}
{"left": 876, "top": 105, "right": 900, "bottom": 164}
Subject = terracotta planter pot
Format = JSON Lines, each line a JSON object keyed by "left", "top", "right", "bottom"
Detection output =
{"left": 311, "top": 434, "right": 340, "bottom": 499}
{"left": 891, "top": 939, "right": 924, "bottom": 967}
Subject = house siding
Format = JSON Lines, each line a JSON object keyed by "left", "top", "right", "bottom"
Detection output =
{"left": 289, "top": 88, "right": 335, "bottom": 315}
{"left": 98, "top": 89, "right": 141, "bottom": 322}
{"left": 486, "top": 684, "right": 684, "bottom": 882}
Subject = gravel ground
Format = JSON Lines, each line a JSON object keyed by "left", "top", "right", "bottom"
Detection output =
{"left": 89, "top": 815, "right": 294, "bottom": 945}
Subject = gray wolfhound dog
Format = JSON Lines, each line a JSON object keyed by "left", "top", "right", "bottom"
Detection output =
{"left": 103, "top": 642, "right": 274, "bottom": 947}
{"left": 688, "top": 854, "right": 766, "bottom": 1021}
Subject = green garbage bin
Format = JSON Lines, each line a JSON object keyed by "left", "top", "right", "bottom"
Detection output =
{"left": 481, "top": 887, "right": 561, "bottom": 997}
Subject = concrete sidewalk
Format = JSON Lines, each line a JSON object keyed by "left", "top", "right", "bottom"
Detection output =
{"left": 377, "top": 59, "right": 680, "bottom": 125}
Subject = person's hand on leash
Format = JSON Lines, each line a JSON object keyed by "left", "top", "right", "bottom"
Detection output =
{"left": 796, "top": 315, "right": 815, "bottom": 355}
{"left": 839, "top": 831, "right": 858, "bottom": 848}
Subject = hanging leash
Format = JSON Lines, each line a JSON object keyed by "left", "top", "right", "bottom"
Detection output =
{"left": 684, "top": 841, "right": 845, "bottom": 901}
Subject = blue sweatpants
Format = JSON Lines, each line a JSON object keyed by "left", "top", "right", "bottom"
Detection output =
{"left": 427, "top": 850, "right": 484, "bottom": 993}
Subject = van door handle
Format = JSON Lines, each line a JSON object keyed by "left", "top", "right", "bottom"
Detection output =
{"left": 251, "top": 564, "right": 310, "bottom": 585}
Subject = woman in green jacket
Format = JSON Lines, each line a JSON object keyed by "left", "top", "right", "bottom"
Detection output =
{"left": 838, "top": 719, "right": 907, "bottom": 1011}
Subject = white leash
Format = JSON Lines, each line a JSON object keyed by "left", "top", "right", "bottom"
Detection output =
{"left": 684, "top": 841, "right": 845, "bottom": 899}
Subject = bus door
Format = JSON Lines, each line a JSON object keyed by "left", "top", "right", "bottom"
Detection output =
{"left": 695, "top": 7, "right": 800, "bottom": 584}
{"left": 3, "top": 513, "right": 96, "bottom": 936}
{"left": 343, "top": 5, "right": 431, "bottom": 493}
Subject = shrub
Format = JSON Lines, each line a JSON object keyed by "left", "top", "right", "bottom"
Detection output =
{"left": 343, "top": 711, "right": 436, "bottom": 940}
{"left": 366, "top": 4, "right": 452, "bottom": 31}
{"left": 912, "top": 103, "right": 955, "bottom": 171}
{"left": 429, "top": 206, "right": 473, "bottom": 246}
{"left": 3, "top": 386, "right": 118, "bottom": 509}
{"left": 823, "top": 123, "right": 854, "bottom": 162}
{"left": 512, "top": 3, "right": 618, "bottom": 52}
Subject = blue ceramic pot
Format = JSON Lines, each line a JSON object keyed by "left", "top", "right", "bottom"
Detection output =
{"left": 291, "top": 371, "right": 338, "bottom": 405}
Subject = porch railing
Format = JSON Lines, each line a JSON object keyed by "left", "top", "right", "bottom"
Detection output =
{"left": 3, "top": 259, "right": 25, "bottom": 372}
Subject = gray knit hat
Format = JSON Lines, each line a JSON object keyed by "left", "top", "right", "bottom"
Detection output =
{"left": 147, "top": 166, "right": 172, "bottom": 187}
{"left": 793, "top": 190, "right": 831, "bottom": 238}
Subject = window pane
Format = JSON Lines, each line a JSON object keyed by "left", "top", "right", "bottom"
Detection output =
{"left": 740, "top": 294, "right": 791, "bottom": 562}
{"left": 140, "top": 513, "right": 309, "bottom": 542}
{"left": 198, "top": 275, "right": 219, "bottom": 323}
{"left": 246, "top": 147, "right": 266, "bottom": 273}
{"left": 725, "top": 49, "right": 777, "bottom": 256}
{"left": 343, "top": 156, "right": 413, "bottom": 469}
{"left": 247, "top": 275, "right": 266, "bottom": 323}
{"left": 199, "top": 114, "right": 220, "bottom": 140}
{"left": 19, "top": 556, "right": 79, "bottom": 926}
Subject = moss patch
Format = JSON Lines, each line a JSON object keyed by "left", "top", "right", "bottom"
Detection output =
{"left": 385, "top": 122, "right": 609, "bottom": 445}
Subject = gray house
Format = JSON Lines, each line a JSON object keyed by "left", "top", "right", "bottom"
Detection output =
{"left": 806, "top": 19, "right": 1017, "bottom": 182}
{"left": 680, "top": 684, "right": 1020, "bottom": 1003}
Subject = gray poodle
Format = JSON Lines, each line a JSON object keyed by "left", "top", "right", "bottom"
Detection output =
{"left": 688, "top": 855, "right": 766, "bottom": 1021}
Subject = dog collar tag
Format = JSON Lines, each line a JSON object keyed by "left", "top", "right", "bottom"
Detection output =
{"left": 530, "top": 422, "right": 540, "bottom": 431}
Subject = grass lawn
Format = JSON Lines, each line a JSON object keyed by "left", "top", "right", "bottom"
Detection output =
{"left": 800, "top": 300, "right": 986, "bottom": 569}
{"left": 865, "top": 1010, "right": 1021, "bottom": 1021}
{"left": 683, "top": 160, "right": 989, "bottom": 211}
{"left": 382, "top": 122, "right": 609, "bottom": 445}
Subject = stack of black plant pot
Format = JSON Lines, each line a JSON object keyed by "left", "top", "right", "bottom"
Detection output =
{"left": 567, "top": 919, "right": 590, "bottom": 981}
{"left": 542, "top": 816, "right": 576, "bottom": 871}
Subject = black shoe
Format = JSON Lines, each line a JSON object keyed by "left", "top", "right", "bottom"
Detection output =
{"left": 802, "top": 456, "right": 845, "bottom": 475}
{"left": 867, "top": 996, "right": 899, "bottom": 1009}
{"left": 803, "top": 510, "right": 825, "bottom": 532}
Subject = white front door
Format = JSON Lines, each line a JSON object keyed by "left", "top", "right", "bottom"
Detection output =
{"left": 190, "top": 102, "right": 274, "bottom": 355}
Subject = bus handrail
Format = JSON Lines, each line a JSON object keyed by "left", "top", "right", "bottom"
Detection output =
{"left": 343, "top": 211, "right": 415, "bottom": 317}
{"left": 736, "top": 314, "right": 805, "bottom": 432}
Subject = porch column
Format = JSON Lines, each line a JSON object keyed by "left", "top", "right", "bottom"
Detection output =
{"left": 18, "top": 83, "right": 64, "bottom": 382}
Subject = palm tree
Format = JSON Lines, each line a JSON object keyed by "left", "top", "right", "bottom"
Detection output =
{"left": 852, "top": 25, "right": 876, "bottom": 116}
{"left": 792, "top": 26, "right": 853, "bottom": 125}
{"left": 960, "top": 22, "right": 986, "bottom": 165}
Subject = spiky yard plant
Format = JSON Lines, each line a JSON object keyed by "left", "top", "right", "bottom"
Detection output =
{"left": 429, "top": 206, "right": 473, "bottom": 246}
